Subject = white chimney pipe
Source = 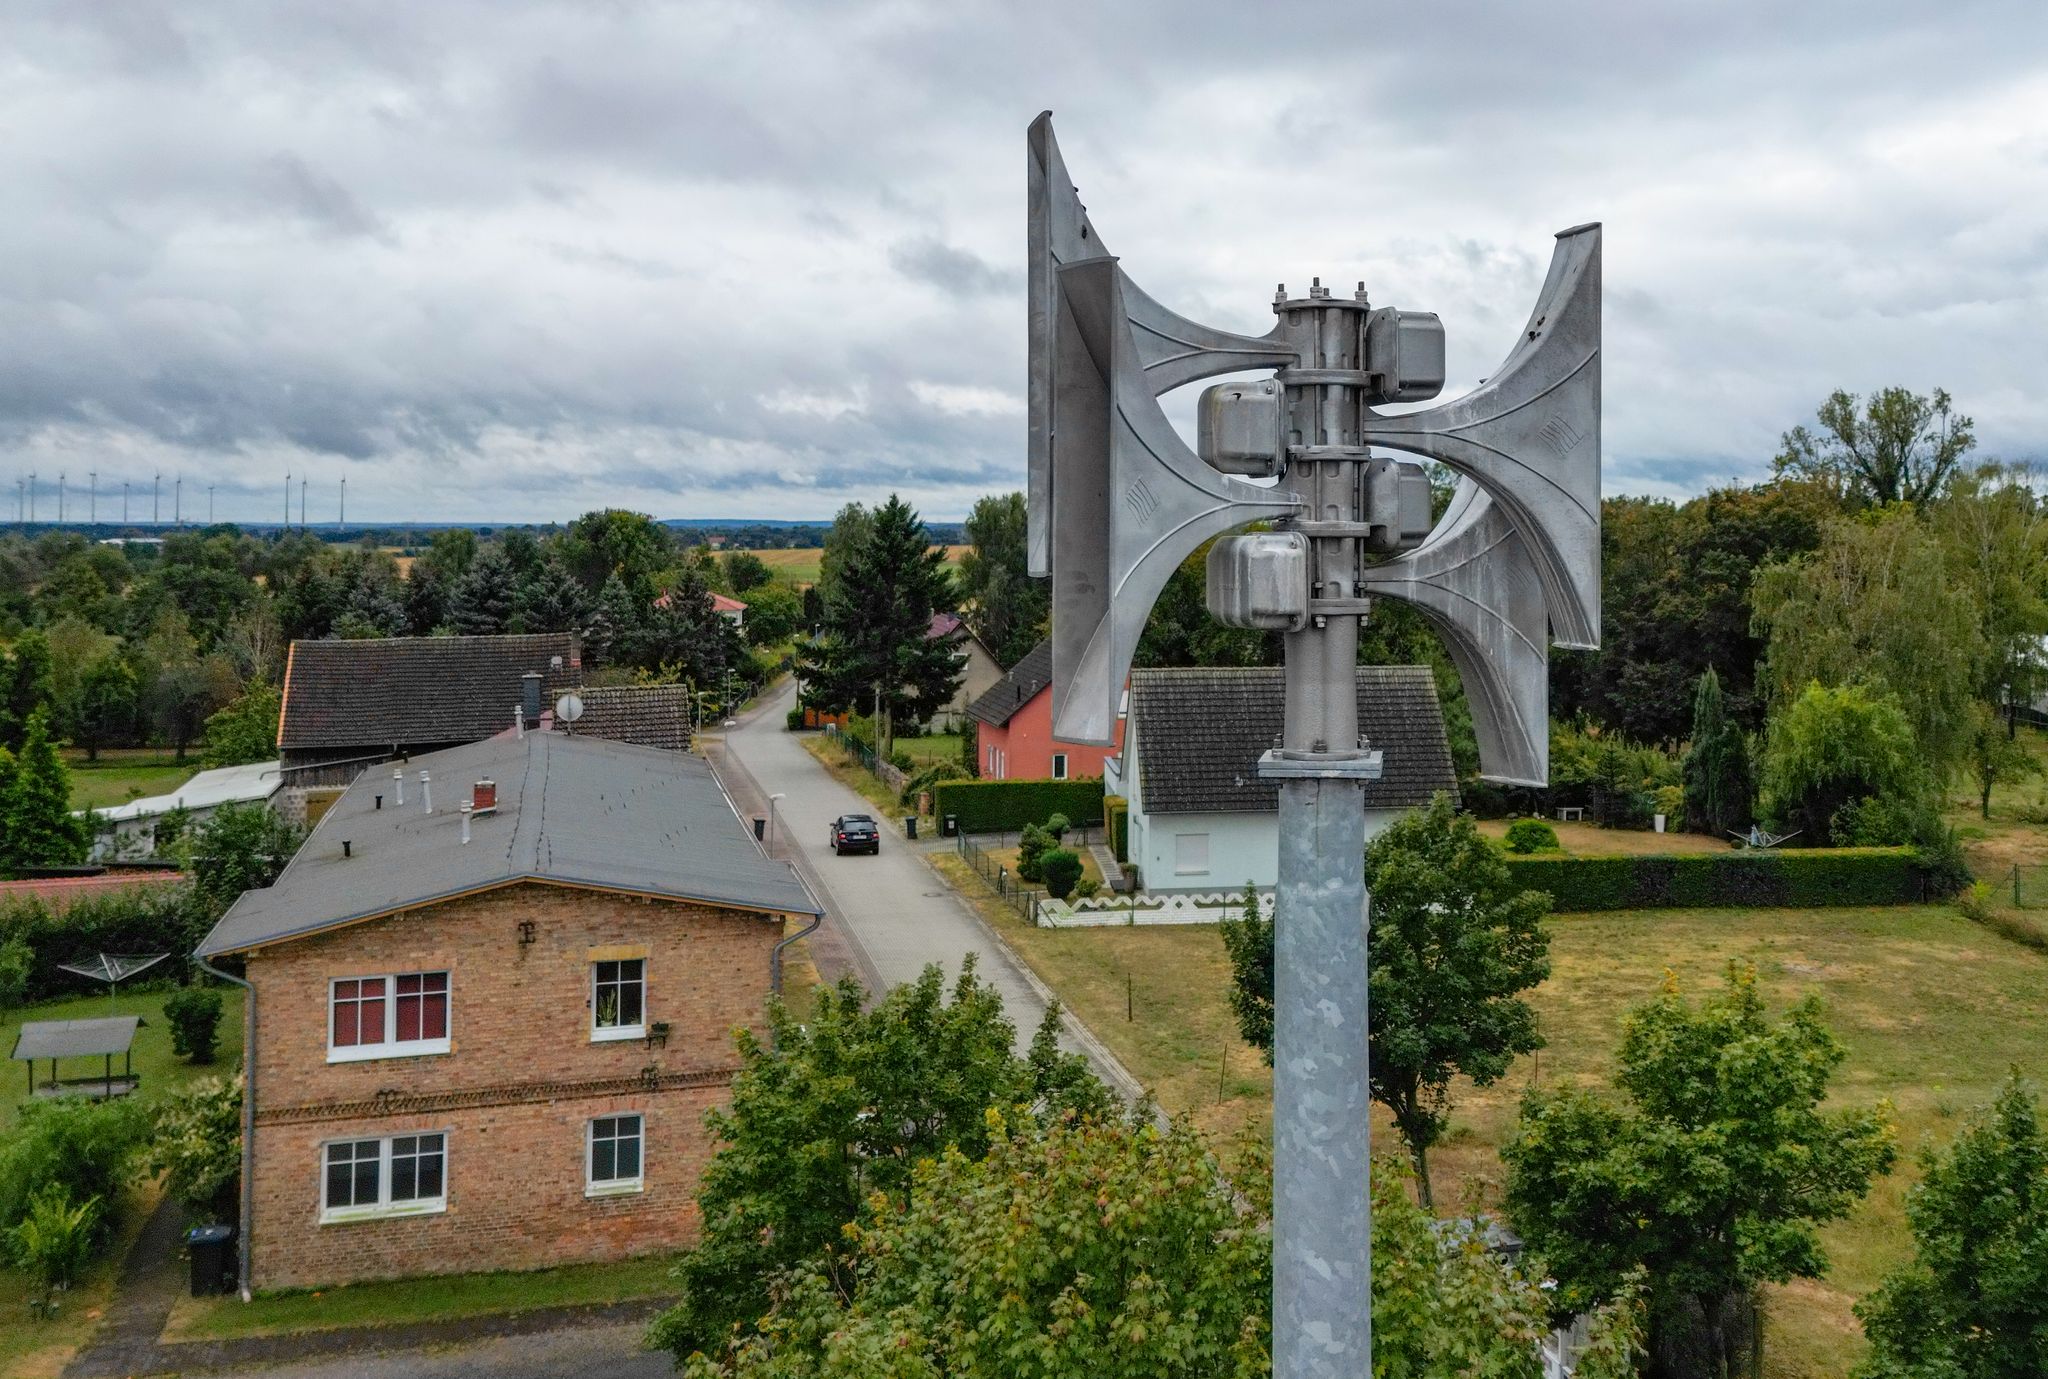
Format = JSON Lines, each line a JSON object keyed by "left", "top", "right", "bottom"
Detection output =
{"left": 420, "top": 770, "right": 433, "bottom": 814}
{"left": 459, "top": 802, "right": 472, "bottom": 844}
{"left": 514, "top": 704, "right": 524, "bottom": 740}
{"left": 394, "top": 768, "right": 405, "bottom": 806}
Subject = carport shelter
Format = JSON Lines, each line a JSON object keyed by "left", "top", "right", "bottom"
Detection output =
{"left": 11, "top": 1016, "right": 141, "bottom": 1098}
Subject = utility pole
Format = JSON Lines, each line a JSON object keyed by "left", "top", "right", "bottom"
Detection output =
{"left": 1025, "top": 116, "right": 1602, "bottom": 1379}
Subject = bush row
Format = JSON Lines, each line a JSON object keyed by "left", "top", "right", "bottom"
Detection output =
{"left": 1104, "top": 796, "right": 1129, "bottom": 863}
{"left": 1, "top": 886, "right": 212, "bottom": 1002}
{"left": 930, "top": 778, "right": 1106, "bottom": 835}
{"left": 1506, "top": 847, "right": 1948, "bottom": 912}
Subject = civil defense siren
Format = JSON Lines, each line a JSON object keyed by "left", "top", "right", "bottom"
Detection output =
{"left": 1026, "top": 112, "right": 1601, "bottom": 783}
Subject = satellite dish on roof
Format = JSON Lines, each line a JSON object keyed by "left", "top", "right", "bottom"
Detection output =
{"left": 556, "top": 692, "right": 584, "bottom": 724}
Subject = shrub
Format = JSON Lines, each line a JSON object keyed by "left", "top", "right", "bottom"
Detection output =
{"left": 1504, "top": 819, "right": 1560, "bottom": 854}
{"left": 0, "top": 1097, "right": 147, "bottom": 1238}
{"left": 163, "top": 986, "right": 225, "bottom": 1064}
{"left": 1103, "top": 795, "right": 1129, "bottom": 862}
{"left": 1073, "top": 877, "right": 1100, "bottom": 900}
{"left": 0, "top": 933, "right": 30, "bottom": 1018}
{"left": 1956, "top": 880, "right": 1998, "bottom": 924}
{"left": 888, "top": 747, "right": 914, "bottom": 772}
{"left": 7, "top": 1187, "right": 101, "bottom": 1315}
{"left": 1507, "top": 847, "right": 1939, "bottom": 911}
{"left": 1016, "top": 824, "right": 1052, "bottom": 883}
{"left": 784, "top": 706, "right": 804, "bottom": 731}
{"left": 1653, "top": 784, "right": 1685, "bottom": 825}
{"left": 1039, "top": 848, "right": 1083, "bottom": 901}
{"left": 1043, "top": 812, "right": 1070, "bottom": 842}
{"left": 148, "top": 1077, "right": 242, "bottom": 1218}
{"left": 930, "top": 779, "right": 1106, "bottom": 834}
{"left": 0, "top": 885, "right": 210, "bottom": 1005}
{"left": 899, "top": 761, "right": 968, "bottom": 808}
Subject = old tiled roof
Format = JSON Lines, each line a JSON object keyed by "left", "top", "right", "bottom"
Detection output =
{"left": 564, "top": 685, "right": 693, "bottom": 752}
{"left": 0, "top": 872, "right": 185, "bottom": 911}
{"left": 198, "top": 731, "right": 818, "bottom": 957}
{"left": 966, "top": 640, "right": 1053, "bottom": 727}
{"left": 279, "top": 635, "right": 579, "bottom": 751}
{"left": 1128, "top": 666, "right": 1459, "bottom": 815}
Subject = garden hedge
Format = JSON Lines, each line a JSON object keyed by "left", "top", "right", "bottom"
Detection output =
{"left": 0, "top": 885, "right": 211, "bottom": 1002}
{"left": 1104, "top": 796, "right": 1130, "bottom": 863}
{"left": 932, "top": 778, "right": 1106, "bottom": 835}
{"left": 1506, "top": 847, "right": 1945, "bottom": 912}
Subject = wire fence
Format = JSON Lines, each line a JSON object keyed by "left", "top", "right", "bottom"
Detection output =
{"left": 956, "top": 832, "right": 1049, "bottom": 925}
{"left": 2005, "top": 863, "right": 2048, "bottom": 910}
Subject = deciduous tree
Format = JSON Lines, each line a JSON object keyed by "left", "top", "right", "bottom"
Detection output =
{"left": 1855, "top": 1075, "right": 2048, "bottom": 1379}
{"left": 1760, "top": 682, "right": 1927, "bottom": 845}
{"left": 956, "top": 492, "right": 1049, "bottom": 668}
{"left": 200, "top": 685, "right": 282, "bottom": 768}
{"left": 1773, "top": 386, "right": 1975, "bottom": 508}
{"left": 1505, "top": 964, "right": 1896, "bottom": 1378}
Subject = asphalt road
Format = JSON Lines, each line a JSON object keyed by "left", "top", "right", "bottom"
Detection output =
{"left": 707, "top": 681, "right": 1139, "bottom": 1095}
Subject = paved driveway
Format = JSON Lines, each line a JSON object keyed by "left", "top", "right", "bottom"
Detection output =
{"left": 706, "top": 681, "right": 1138, "bottom": 1096}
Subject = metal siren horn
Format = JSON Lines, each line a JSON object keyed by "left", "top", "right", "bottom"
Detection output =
{"left": 1029, "top": 113, "right": 1300, "bottom": 744}
{"left": 1362, "top": 224, "right": 1603, "bottom": 650}
{"left": 1359, "top": 480, "right": 1550, "bottom": 786}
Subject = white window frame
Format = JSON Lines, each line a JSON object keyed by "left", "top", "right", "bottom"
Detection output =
{"left": 326, "top": 972, "right": 452, "bottom": 1063}
{"left": 319, "top": 1131, "right": 449, "bottom": 1224}
{"left": 1174, "top": 832, "right": 1211, "bottom": 876}
{"left": 1051, "top": 753, "right": 1069, "bottom": 780}
{"left": 590, "top": 958, "right": 647, "bottom": 1042}
{"left": 586, "top": 1113, "right": 645, "bottom": 1197}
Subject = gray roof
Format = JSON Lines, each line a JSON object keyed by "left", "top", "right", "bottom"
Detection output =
{"left": 1128, "top": 666, "right": 1460, "bottom": 815}
{"left": 280, "top": 634, "right": 579, "bottom": 751}
{"left": 12, "top": 1016, "right": 139, "bottom": 1061}
{"left": 966, "top": 640, "right": 1053, "bottom": 727}
{"left": 197, "top": 731, "right": 818, "bottom": 957}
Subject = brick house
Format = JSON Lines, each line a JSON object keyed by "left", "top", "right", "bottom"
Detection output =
{"left": 966, "top": 640, "right": 1124, "bottom": 781}
{"left": 195, "top": 730, "right": 819, "bottom": 1292}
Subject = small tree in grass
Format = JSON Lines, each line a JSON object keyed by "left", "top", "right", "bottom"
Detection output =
{"left": 1504, "top": 963, "right": 1898, "bottom": 1379}
{"left": 1039, "top": 848, "right": 1082, "bottom": 900}
{"left": 163, "top": 987, "right": 224, "bottom": 1064}
{"left": 1218, "top": 794, "right": 1551, "bottom": 1207}
{"left": 7, "top": 1187, "right": 101, "bottom": 1318}
{"left": 1854, "top": 1075, "right": 2048, "bottom": 1379}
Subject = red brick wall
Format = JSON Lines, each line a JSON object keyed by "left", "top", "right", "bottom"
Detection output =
{"left": 245, "top": 882, "right": 782, "bottom": 1289}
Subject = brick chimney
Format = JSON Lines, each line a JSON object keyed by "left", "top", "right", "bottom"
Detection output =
{"left": 472, "top": 779, "right": 497, "bottom": 815}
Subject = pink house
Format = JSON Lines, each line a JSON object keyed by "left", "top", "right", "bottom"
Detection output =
{"left": 965, "top": 641, "right": 1124, "bottom": 781}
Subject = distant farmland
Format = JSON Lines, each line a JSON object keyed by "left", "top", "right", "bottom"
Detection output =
{"left": 734, "top": 545, "right": 968, "bottom": 587}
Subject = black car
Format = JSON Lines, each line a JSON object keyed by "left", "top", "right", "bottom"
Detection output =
{"left": 829, "top": 814, "right": 881, "bottom": 855}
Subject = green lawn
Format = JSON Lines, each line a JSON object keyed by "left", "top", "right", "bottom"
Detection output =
{"left": 163, "top": 1253, "right": 682, "bottom": 1342}
{"left": 928, "top": 855, "right": 2048, "bottom": 1379}
{"left": 63, "top": 755, "right": 196, "bottom": 813}
{"left": 1, "top": 988, "right": 244, "bottom": 1375}
{"left": 2, "top": 986, "right": 244, "bottom": 1135}
{"left": 895, "top": 733, "right": 961, "bottom": 768}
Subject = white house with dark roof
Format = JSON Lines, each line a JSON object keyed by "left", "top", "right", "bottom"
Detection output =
{"left": 1104, "top": 666, "right": 1459, "bottom": 892}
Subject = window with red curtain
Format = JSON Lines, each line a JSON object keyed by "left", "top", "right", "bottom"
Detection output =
{"left": 331, "top": 972, "right": 448, "bottom": 1053}
{"left": 331, "top": 978, "right": 386, "bottom": 1047}
{"left": 394, "top": 973, "right": 449, "bottom": 1042}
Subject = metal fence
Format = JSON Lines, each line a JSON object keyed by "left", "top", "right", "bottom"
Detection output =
{"left": 2006, "top": 863, "right": 2048, "bottom": 909}
{"left": 956, "top": 832, "right": 1049, "bottom": 925}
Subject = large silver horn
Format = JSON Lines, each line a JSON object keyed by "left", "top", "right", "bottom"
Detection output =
{"left": 1363, "top": 225, "right": 1602, "bottom": 649}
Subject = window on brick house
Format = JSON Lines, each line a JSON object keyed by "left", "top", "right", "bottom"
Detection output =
{"left": 587, "top": 1114, "right": 644, "bottom": 1195}
{"left": 322, "top": 1132, "right": 447, "bottom": 1222}
{"left": 591, "top": 959, "right": 645, "bottom": 1040}
{"left": 329, "top": 973, "right": 450, "bottom": 1062}
{"left": 1052, "top": 753, "right": 1068, "bottom": 780}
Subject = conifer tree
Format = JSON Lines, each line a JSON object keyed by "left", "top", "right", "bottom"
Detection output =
{"left": 447, "top": 544, "right": 516, "bottom": 636}
{"left": 512, "top": 557, "right": 590, "bottom": 635}
{"left": 586, "top": 572, "right": 642, "bottom": 666}
{"left": 1682, "top": 667, "right": 1753, "bottom": 836}
{"left": 0, "top": 709, "right": 90, "bottom": 873}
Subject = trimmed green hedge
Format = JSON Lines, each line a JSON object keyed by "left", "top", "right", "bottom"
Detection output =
{"left": 1, "top": 884, "right": 210, "bottom": 1002}
{"left": 1104, "top": 795, "right": 1130, "bottom": 863}
{"left": 1507, "top": 847, "right": 1943, "bottom": 912}
{"left": 933, "top": 778, "right": 1106, "bottom": 835}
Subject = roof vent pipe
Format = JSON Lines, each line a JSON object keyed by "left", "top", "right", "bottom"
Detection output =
{"left": 342, "top": 840, "right": 352, "bottom": 858}
{"left": 420, "top": 771, "right": 432, "bottom": 815}
{"left": 459, "top": 803, "right": 472, "bottom": 845}
{"left": 393, "top": 768, "right": 405, "bottom": 807}
{"left": 514, "top": 704, "right": 524, "bottom": 740}
{"left": 521, "top": 671, "right": 543, "bottom": 728}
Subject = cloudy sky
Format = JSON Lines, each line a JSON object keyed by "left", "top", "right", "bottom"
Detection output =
{"left": 4, "top": 1, "right": 2044, "bottom": 525}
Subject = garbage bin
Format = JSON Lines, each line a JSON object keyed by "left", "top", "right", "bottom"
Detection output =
{"left": 904, "top": 816, "right": 919, "bottom": 840}
{"left": 942, "top": 814, "right": 958, "bottom": 838}
{"left": 752, "top": 817, "right": 766, "bottom": 841}
{"left": 187, "top": 1224, "right": 235, "bottom": 1297}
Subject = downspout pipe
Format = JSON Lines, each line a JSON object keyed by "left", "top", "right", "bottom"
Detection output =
{"left": 194, "top": 954, "right": 255, "bottom": 1302}
{"left": 769, "top": 911, "right": 822, "bottom": 998}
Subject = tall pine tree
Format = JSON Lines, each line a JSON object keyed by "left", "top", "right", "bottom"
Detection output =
{"left": 1682, "top": 667, "right": 1753, "bottom": 837}
{"left": 0, "top": 709, "right": 90, "bottom": 874}
{"left": 448, "top": 544, "right": 516, "bottom": 636}
{"left": 798, "top": 496, "right": 963, "bottom": 760}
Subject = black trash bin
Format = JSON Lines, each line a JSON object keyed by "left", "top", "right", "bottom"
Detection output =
{"left": 904, "top": 816, "right": 918, "bottom": 841}
{"left": 942, "top": 814, "right": 958, "bottom": 837}
{"left": 187, "top": 1224, "right": 235, "bottom": 1297}
{"left": 752, "top": 817, "right": 766, "bottom": 841}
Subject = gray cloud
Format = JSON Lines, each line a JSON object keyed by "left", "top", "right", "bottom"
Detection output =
{"left": 1, "top": 0, "right": 2044, "bottom": 522}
